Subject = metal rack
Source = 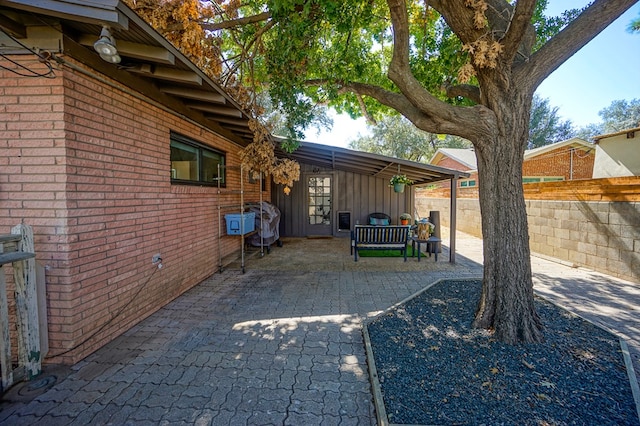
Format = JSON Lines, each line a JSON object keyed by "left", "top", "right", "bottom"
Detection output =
{"left": 216, "top": 164, "right": 264, "bottom": 273}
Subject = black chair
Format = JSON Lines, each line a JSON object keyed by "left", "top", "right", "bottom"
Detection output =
{"left": 367, "top": 212, "right": 392, "bottom": 226}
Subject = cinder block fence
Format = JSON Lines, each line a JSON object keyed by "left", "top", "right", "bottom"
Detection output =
{"left": 416, "top": 177, "right": 640, "bottom": 283}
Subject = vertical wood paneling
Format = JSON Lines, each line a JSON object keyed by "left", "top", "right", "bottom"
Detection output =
{"left": 273, "top": 162, "right": 414, "bottom": 237}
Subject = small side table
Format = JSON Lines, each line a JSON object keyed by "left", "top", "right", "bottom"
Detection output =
{"left": 412, "top": 236, "right": 442, "bottom": 261}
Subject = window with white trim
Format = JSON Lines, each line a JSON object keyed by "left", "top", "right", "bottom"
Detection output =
{"left": 522, "top": 176, "right": 564, "bottom": 184}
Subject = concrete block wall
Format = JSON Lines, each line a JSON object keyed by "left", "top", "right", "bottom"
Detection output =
{"left": 1, "top": 58, "right": 264, "bottom": 363}
{"left": 416, "top": 195, "right": 640, "bottom": 283}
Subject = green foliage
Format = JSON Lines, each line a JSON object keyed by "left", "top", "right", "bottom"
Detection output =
{"left": 598, "top": 99, "right": 640, "bottom": 132}
{"left": 575, "top": 98, "right": 640, "bottom": 140}
{"left": 628, "top": 12, "right": 640, "bottom": 32}
{"left": 531, "top": 1, "right": 584, "bottom": 51}
{"left": 528, "top": 95, "right": 576, "bottom": 149}
{"left": 390, "top": 174, "right": 413, "bottom": 185}
{"left": 349, "top": 115, "right": 471, "bottom": 162}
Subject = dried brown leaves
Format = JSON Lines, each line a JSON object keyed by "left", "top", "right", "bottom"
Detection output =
{"left": 241, "top": 120, "right": 300, "bottom": 195}
{"left": 458, "top": 0, "right": 504, "bottom": 83}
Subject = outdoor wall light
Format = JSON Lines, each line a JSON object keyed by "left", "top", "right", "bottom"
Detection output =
{"left": 94, "top": 26, "right": 121, "bottom": 64}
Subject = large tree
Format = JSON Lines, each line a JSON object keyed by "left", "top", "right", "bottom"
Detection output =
{"left": 528, "top": 95, "right": 575, "bottom": 148}
{"left": 348, "top": 115, "right": 472, "bottom": 162}
{"left": 575, "top": 98, "right": 640, "bottom": 140}
{"left": 130, "top": 0, "right": 638, "bottom": 343}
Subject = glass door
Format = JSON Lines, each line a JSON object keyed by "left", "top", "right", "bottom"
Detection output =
{"left": 307, "top": 175, "right": 332, "bottom": 236}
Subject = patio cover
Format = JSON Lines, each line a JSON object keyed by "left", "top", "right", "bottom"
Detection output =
{"left": 274, "top": 139, "right": 469, "bottom": 186}
{"left": 274, "top": 139, "right": 470, "bottom": 263}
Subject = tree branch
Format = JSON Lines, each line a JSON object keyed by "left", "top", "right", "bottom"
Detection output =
{"left": 524, "top": 0, "right": 638, "bottom": 91}
{"left": 386, "top": 0, "right": 488, "bottom": 136}
{"left": 356, "top": 93, "right": 377, "bottom": 126}
{"left": 500, "top": 0, "right": 536, "bottom": 64}
{"left": 307, "top": 78, "right": 492, "bottom": 142}
{"left": 201, "top": 11, "right": 271, "bottom": 31}
{"left": 443, "top": 83, "right": 481, "bottom": 104}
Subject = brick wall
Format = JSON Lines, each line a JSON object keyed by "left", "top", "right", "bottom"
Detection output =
{"left": 523, "top": 146, "right": 594, "bottom": 179}
{"left": 1, "top": 58, "right": 265, "bottom": 363}
{"left": 416, "top": 177, "right": 640, "bottom": 283}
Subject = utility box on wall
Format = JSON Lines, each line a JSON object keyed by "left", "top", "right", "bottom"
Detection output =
{"left": 225, "top": 212, "right": 256, "bottom": 235}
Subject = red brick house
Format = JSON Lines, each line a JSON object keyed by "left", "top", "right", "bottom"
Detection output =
{"left": 429, "top": 138, "right": 595, "bottom": 190}
{"left": 0, "top": 0, "right": 263, "bottom": 364}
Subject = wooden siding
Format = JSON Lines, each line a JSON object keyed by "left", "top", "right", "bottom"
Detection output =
{"left": 272, "top": 163, "right": 415, "bottom": 237}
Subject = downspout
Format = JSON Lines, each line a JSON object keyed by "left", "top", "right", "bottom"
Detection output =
{"left": 569, "top": 148, "right": 574, "bottom": 180}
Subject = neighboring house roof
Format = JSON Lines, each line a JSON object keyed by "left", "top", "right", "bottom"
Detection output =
{"left": 430, "top": 138, "right": 594, "bottom": 174}
{"left": 524, "top": 137, "right": 594, "bottom": 160}
{"left": 593, "top": 127, "right": 640, "bottom": 143}
{"left": 274, "top": 139, "right": 470, "bottom": 186}
{"left": 0, "top": 0, "right": 254, "bottom": 146}
{"left": 430, "top": 148, "right": 478, "bottom": 171}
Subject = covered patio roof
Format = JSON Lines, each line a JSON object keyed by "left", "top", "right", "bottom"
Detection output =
{"left": 274, "top": 139, "right": 470, "bottom": 186}
{"left": 274, "top": 139, "right": 470, "bottom": 263}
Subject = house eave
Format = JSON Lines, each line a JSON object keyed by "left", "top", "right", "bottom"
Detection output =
{"left": 273, "top": 139, "right": 469, "bottom": 186}
{"left": 0, "top": 0, "right": 255, "bottom": 147}
{"left": 593, "top": 127, "right": 640, "bottom": 143}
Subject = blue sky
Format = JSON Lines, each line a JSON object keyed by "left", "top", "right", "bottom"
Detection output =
{"left": 306, "top": 1, "right": 640, "bottom": 147}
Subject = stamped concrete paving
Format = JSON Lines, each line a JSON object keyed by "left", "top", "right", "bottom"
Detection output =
{"left": 1, "top": 233, "right": 638, "bottom": 425}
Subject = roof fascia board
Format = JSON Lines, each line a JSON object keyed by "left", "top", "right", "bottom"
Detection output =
{"left": 431, "top": 148, "right": 476, "bottom": 170}
{"left": 115, "top": 3, "right": 250, "bottom": 121}
{"left": 593, "top": 127, "right": 640, "bottom": 143}
{"left": 0, "top": 0, "right": 128, "bottom": 28}
{"left": 524, "top": 137, "right": 593, "bottom": 159}
{"left": 61, "top": 34, "right": 245, "bottom": 145}
{"left": 275, "top": 139, "right": 469, "bottom": 181}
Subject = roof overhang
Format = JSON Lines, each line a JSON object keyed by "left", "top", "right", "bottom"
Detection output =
{"left": 523, "top": 137, "right": 594, "bottom": 159}
{"left": 0, "top": 0, "right": 254, "bottom": 146}
{"left": 593, "top": 127, "right": 640, "bottom": 144}
{"left": 274, "top": 139, "right": 469, "bottom": 185}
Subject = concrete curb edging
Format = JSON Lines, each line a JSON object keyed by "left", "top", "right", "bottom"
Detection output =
{"left": 620, "top": 339, "right": 640, "bottom": 420}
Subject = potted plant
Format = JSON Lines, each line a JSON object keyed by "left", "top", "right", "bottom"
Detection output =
{"left": 389, "top": 174, "right": 413, "bottom": 193}
{"left": 399, "top": 213, "right": 412, "bottom": 225}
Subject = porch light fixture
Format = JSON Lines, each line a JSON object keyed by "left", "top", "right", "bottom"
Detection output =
{"left": 94, "top": 26, "right": 121, "bottom": 63}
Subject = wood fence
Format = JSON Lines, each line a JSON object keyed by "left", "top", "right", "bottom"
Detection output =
{"left": 418, "top": 176, "right": 640, "bottom": 201}
{"left": 0, "top": 224, "right": 41, "bottom": 392}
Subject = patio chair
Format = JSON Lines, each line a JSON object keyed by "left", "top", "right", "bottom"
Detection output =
{"left": 367, "top": 212, "right": 392, "bottom": 226}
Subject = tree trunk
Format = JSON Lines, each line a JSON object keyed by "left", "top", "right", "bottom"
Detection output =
{"left": 472, "top": 93, "right": 543, "bottom": 344}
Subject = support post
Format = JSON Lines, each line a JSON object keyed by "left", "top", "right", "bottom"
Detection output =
{"left": 449, "top": 177, "right": 458, "bottom": 263}
{"left": 0, "top": 266, "right": 12, "bottom": 390}
{"left": 11, "top": 223, "right": 41, "bottom": 380}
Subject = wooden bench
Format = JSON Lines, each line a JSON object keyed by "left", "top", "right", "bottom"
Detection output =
{"left": 352, "top": 225, "right": 410, "bottom": 261}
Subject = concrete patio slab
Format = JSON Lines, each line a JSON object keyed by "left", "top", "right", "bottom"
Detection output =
{"left": 1, "top": 232, "right": 638, "bottom": 425}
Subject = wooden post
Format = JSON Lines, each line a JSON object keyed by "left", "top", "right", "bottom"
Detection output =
{"left": 449, "top": 177, "right": 458, "bottom": 264}
{"left": 0, "top": 265, "right": 13, "bottom": 390}
{"left": 11, "top": 224, "right": 41, "bottom": 380}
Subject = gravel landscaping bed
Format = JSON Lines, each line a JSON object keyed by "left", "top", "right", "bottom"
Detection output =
{"left": 366, "top": 279, "right": 640, "bottom": 425}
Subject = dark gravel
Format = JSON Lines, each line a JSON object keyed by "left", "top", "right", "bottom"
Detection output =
{"left": 366, "top": 279, "right": 640, "bottom": 425}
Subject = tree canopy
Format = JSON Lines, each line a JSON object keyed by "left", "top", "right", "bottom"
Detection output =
{"left": 348, "top": 115, "right": 471, "bottom": 161}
